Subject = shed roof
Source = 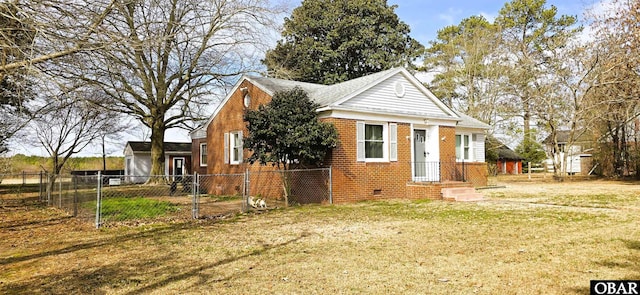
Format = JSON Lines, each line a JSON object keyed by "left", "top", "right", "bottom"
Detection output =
{"left": 486, "top": 136, "right": 524, "bottom": 160}
{"left": 126, "top": 141, "right": 191, "bottom": 153}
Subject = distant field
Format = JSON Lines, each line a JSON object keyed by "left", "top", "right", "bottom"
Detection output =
{"left": 1, "top": 179, "right": 639, "bottom": 294}
{"left": 1, "top": 155, "right": 124, "bottom": 173}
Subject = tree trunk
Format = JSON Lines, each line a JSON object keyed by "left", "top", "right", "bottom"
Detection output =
{"left": 522, "top": 98, "right": 531, "bottom": 140}
{"left": 148, "top": 117, "right": 166, "bottom": 183}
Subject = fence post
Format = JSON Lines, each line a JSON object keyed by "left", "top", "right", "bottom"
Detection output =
{"left": 73, "top": 175, "right": 78, "bottom": 217}
{"left": 192, "top": 173, "right": 198, "bottom": 219}
{"left": 46, "top": 172, "right": 51, "bottom": 206}
{"left": 243, "top": 169, "right": 250, "bottom": 213}
{"left": 528, "top": 161, "right": 532, "bottom": 180}
{"left": 39, "top": 171, "right": 43, "bottom": 202}
{"left": 95, "top": 171, "right": 102, "bottom": 229}
{"left": 328, "top": 166, "right": 333, "bottom": 204}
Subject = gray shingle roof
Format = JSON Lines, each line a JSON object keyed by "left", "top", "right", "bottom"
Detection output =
{"left": 452, "top": 110, "right": 491, "bottom": 129}
{"left": 248, "top": 68, "right": 399, "bottom": 107}
{"left": 486, "top": 136, "right": 523, "bottom": 160}
{"left": 127, "top": 141, "right": 191, "bottom": 152}
{"left": 542, "top": 129, "right": 590, "bottom": 144}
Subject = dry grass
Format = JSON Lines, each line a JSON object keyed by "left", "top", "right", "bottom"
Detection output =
{"left": 1, "top": 179, "right": 639, "bottom": 294}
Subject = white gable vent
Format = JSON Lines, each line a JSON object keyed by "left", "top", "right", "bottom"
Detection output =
{"left": 394, "top": 81, "right": 405, "bottom": 98}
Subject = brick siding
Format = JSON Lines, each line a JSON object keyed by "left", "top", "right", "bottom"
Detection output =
{"left": 199, "top": 79, "right": 489, "bottom": 203}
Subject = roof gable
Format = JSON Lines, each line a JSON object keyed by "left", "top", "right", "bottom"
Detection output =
{"left": 334, "top": 69, "right": 458, "bottom": 119}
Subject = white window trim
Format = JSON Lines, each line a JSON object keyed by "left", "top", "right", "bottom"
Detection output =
{"left": 229, "top": 131, "right": 243, "bottom": 165}
{"left": 455, "top": 133, "right": 473, "bottom": 162}
{"left": 199, "top": 143, "right": 207, "bottom": 167}
{"left": 363, "top": 122, "right": 389, "bottom": 163}
{"left": 173, "top": 157, "right": 186, "bottom": 176}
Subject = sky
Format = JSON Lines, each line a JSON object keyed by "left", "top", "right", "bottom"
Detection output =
{"left": 388, "top": 0, "right": 600, "bottom": 46}
{"left": 10, "top": 0, "right": 608, "bottom": 158}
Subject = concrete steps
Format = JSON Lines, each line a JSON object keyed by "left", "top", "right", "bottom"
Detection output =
{"left": 441, "top": 187, "right": 484, "bottom": 202}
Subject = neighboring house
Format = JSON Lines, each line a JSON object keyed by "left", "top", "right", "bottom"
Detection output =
{"left": 192, "top": 67, "right": 489, "bottom": 203}
{"left": 124, "top": 141, "right": 192, "bottom": 182}
{"left": 497, "top": 145, "right": 524, "bottom": 175}
{"left": 543, "top": 130, "right": 593, "bottom": 175}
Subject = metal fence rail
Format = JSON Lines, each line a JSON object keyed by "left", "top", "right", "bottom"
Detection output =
{"left": 1, "top": 168, "right": 333, "bottom": 228}
{"left": 194, "top": 173, "right": 245, "bottom": 219}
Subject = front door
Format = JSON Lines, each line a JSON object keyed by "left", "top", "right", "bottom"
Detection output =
{"left": 413, "top": 128, "right": 439, "bottom": 182}
{"left": 173, "top": 158, "right": 184, "bottom": 181}
{"left": 414, "top": 130, "right": 427, "bottom": 181}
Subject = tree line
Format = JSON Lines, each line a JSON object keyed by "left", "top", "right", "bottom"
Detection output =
{"left": 1, "top": 0, "right": 639, "bottom": 180}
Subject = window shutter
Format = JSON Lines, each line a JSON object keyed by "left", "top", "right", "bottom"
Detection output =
{"left": 356, "top": 121, "right": 365, "bottom": 161}
{"left": 389, "top": 123, "right": 397, "bottom": 161}
{"left": 474, "top": 133, "right": 485, "bottom": 162}
{"left": 223, "top": 132, "right": 229, "bottom": 164}
{"left": 238, "top": 131, "right": 243, "bottom": 164}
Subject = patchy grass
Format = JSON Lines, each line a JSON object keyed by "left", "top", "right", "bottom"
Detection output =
{"left": 1, "top": 180, "right": 639, "bottom": 294}
{"left": 485, "top": 179, "right": 640, "bottom": 209}
{"left": 87, "top": 197, "right": 179, "bottom": 221}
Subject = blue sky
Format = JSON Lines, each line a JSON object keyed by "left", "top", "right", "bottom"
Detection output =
{"left": 387, "top": 0, "right": 600, "bottom": 46}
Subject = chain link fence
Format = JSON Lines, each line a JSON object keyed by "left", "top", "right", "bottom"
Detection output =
{"left": 0, "top": 172, "right": 47, "bottom": 206}
{"left": 247, "top": 168, "right": 332, "bottom": 207}
{"left": 194, "top": 174, "right": 245, "bottom": 219}
{"left": 1, "top": 168, "right": 333, "bottom": 228}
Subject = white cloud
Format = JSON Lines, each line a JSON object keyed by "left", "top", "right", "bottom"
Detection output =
{"left": 438, "top": 7, "right": 463, "bottom": 25}
{"left": 478, "top": 12, "right": 496, "bottom": 22}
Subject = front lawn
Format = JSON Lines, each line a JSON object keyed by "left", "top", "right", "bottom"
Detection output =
{"left": 0, "top": 180, "right": 638, "bottom": 294}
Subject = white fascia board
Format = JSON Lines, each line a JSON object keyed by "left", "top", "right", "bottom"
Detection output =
{"left": 318, "top": 108, "right": 458, "bottom": 127}
{"left": 166, "top": 151, "right": 192, "bottom": 156}
{"left": 455, "top": 126, "right": 488, "bottom": 133}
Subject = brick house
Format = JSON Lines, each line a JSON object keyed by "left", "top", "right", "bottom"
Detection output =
{"left": 191, "top": 67, "right": 489, "bottom": 203}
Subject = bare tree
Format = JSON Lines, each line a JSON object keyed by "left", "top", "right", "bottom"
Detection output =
{"left": 1, "top": 0, "right": 119, "bottom": 153}
{"left": 27, "top": 85, "right": 127, "bottom": 191}
{"left": 0, "top": 0, "right": 116, "bottom": 74}
{"left": 52, "top": 0, "right": 284, "bottom": 180}
{"left": 587, "top": 0, "right": 640, "bottom": 177}
{"left": 535, "top": 41, "right": 601, "bottom": 176}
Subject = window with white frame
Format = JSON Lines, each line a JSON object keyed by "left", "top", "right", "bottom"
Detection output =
{"left": 224, "top": 131, "right": 243, "bottom": 165}
{"left": 365, "top": 124, "right": 384, "bottom": 159}
{"left": 199, "top": 143, "right": 207, "bottom": 166}
{"left": 455, "top": 134, "right": 472, "bottom": 161}
{"left": 357, "top": 122, "right": 396, "bottom": 162}
{"left": 230, "top": 131, "right": 243, "bottom": 165}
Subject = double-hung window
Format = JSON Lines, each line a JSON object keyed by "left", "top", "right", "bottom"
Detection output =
{"left": 357, "top": 122, "right": 396, "bottom": 162}
{"left": 200, "top": 143, "right": 207, "bottom": 166}
{"left": 455, "top": 134, "right": 471, "bottom": 161}
{"left": 224, "top": 131, "right": 243, "bottom": 165}
{"left": 365, "top": 124, "right": 384, "bottom": 159}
